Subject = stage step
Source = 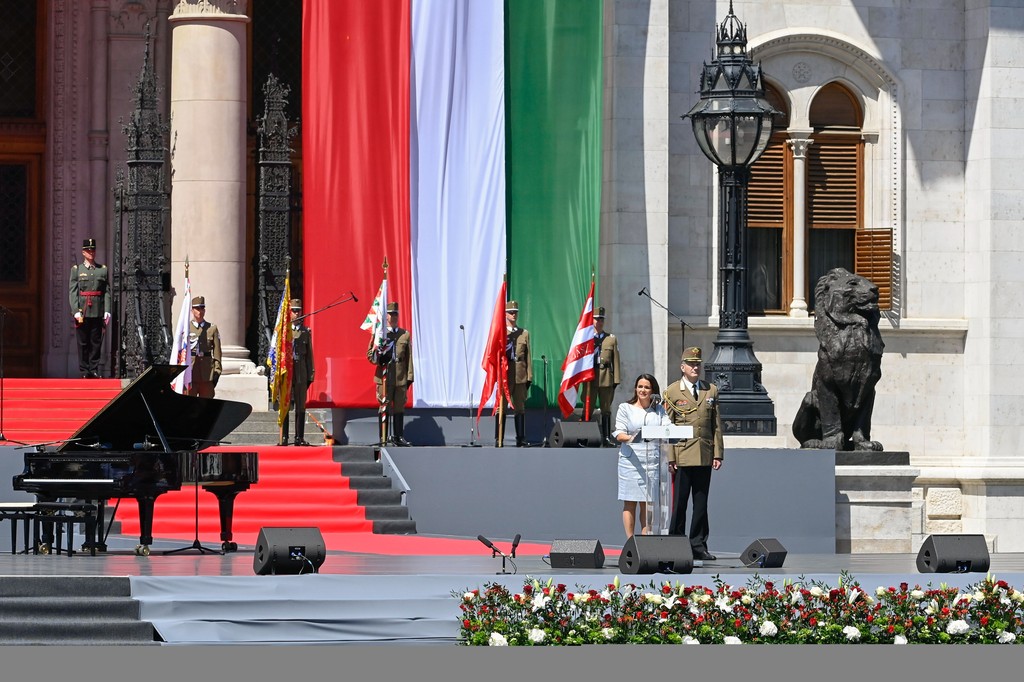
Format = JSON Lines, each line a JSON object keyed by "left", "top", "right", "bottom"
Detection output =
{"left": 223, "top": 408, "right": 333, "bottom": 446}
{"left": 0, "top": 576, "right": 159, "bottom": 645}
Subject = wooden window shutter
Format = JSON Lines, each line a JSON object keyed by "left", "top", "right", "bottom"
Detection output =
{"left": 808, "top": 138, "right": 860, "bottom": 230}
{"left": 855, "top": 228, "right": 893, "bottom": 310}
{"left": 748, "top": 139, "right": 786, "bottom": 229}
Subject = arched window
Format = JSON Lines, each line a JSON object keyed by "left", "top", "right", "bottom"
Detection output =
{"left": 746, "top": 81, "right": 891, "bottom": 314}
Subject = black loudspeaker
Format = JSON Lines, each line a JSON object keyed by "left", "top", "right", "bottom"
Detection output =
{"left": 916, "top": 534, "right": 990, "bottom": 573}
{"left": 253, "top": 527, "right": 327, "bottom": 575}
{"left": 549, "top": 539, "right": 605, "bottom": 569}
{"left": 547, "top": 421, "right": 603, "bottom": 448}
{"left": 617, "top": 535, "right": 693, "bottom": 575}
{"left": 741, "top": 538, "right": 788, "bottom": 568}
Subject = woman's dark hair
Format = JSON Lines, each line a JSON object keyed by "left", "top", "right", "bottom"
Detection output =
{"left": 627, "top": 373, "right": 661, "bottom": 404}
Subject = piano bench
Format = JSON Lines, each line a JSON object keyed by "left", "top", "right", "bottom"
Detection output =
{"left": 0, "top": 502, "right": 99, "bottom": 557}
{"left": 31, "top": 502, "right": 100, "bottom": 557}
{"left": 0, "top": 503, "right": 39, "bottom": 555}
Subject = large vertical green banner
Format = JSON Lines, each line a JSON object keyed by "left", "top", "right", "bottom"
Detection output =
{"left": 505, "top": 0, "right": 603, "bottom": 407}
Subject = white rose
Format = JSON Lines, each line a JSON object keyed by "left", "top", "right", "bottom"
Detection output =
{"left": 489, "top": 632, "right": 509, "bottom": 646}
{"left": 699, "top": 594, "right": 713, "bottom": 604}
{"left": 681, "top": 636, "right": 699, "bottom": 645}
{"left": 876, "top": 586, "right": 887, "bottom": 597}
{"left": 759, "top": 621, "right": 778, "bottom": 637}
{"left": 946, "top": 620, "right": 970, "bottom": 635}
{"left": 573, "top": 593, "right": 586, "bottom": 603}
{"left": 603, "top": 628, "right": 616, "bottom": 640}
{"left": 528, "top": 628, "right": 546, "bottom": 643}
{"left": 910, "top": 589, "right": 924, "bottom": 599}
{"left": 809, "top": 586, "right": 824, "bottom": 598}
{"left": 1011, "top": 590, "right": 1024, "bottom": 604}
{"left": 998, "top": 630, "right": 1016, "bottom": 644}
{"left": 741, "top": 595, "right": 752, "bottom": 605}
{"left": 894, "top": 634, "right": 908, "bottom": 645}
{"left": 723, "top": 636, "right": 742, "bottom": 645}
{"left": 842, "top": 626, "right": 861, "bottom": 642}
{"left": 974, "top": 591, "right": 986, "bottom": 602}
{"left": 645, "top": 593, "right": 663, "bottom": 605}
{"left": 463, "top": 592, "right": 476, "bottom": 601}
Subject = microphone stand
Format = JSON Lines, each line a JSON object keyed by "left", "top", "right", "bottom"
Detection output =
{"left": 540, "top": 355, "right": 549, "bottom": 446}
{"left": 0, "top": 305, "right": 8, "bottom": 443}
{"left": 289, "top": 291, "right": 358, "bottom": 326}
{"left": 638, "top": 287, "right": 695, "bottom": 351}
{"left": 459, "top": 324, "right": 480, "bottom": 447}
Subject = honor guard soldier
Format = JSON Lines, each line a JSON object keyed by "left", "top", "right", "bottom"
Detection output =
{"left": 186, "top": 296, "right": 222, "bottom": 398}
{"left": 663, "top": 346, "right": 724, "bottom": 562}
{"left": 498, "top": 300, "right": 532, "bottom": 447}
{"left": 68, "top": 237, "right": 111, "bottom": 378}
{"left": 368, "top": 302, "right": 414, "bottom": 446}
{"left": 581, "top": 306, "right": 620, "bottom": 445}
{"left": 281, "top": 298, "right": 315, "bottom": 446}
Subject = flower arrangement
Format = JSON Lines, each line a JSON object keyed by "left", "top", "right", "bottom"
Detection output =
{"left": 454, "top": 572, "right": 1024, "bottom": 645}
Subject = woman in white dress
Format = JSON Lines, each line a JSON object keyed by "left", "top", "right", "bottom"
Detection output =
{"left": 613, "top": 374, "right": 672, "bottom": 539}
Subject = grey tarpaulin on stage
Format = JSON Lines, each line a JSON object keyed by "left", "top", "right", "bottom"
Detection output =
{"left": 386, "top": 447, "right": 835, "bottom": 553}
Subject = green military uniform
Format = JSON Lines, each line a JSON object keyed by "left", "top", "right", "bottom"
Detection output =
{"left": 662, "top": 346, "right": 724, "bottom": 559}
{"left": 497, "top": 300, "right": 532, "bottom": 447}
{"left": 367, "top": 302, "right": 414, "bottom": 446}
{"left": 187, "top": 296, "right": 222, "bottom": 398}
{"left": 281, "top": 299, "right": 315, "bottom": 446}
{"left": 68, "top": 238, "right": 111, "bottom": 378}
{"left": 580, "top": 307, "right": 620, "bottom": 445}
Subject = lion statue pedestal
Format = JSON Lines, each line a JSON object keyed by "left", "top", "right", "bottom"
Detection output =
{"left": 793, "top": 267, "right": 885, "bottom": 451}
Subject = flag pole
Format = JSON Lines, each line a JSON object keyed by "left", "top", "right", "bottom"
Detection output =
{"left": 583, "top": 270, "right": 595, "bottom": 421}
{"left": 379, "top": 258, "right": 390, "bottom": 447}
{"left": 496, "top": 274, "right": 507, "bottom": 448}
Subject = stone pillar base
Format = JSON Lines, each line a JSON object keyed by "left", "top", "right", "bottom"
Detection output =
{"left": 836, "top": 460, "right": 920, "bottom": 554}
{"left": 216, "top": 373, "right": 269, "bottom": 412}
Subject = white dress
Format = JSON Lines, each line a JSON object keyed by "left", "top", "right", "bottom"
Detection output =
{"left": 613, "top": 401, "right": 672, "bottom": 533}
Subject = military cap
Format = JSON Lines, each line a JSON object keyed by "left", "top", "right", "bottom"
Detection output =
{"left": 191, "top": 296, "right": 206, "bottom": 308}
{"left": 387, "top": 302, "right": 399, "bottom": 314}
{"left": 82, "top": 238, "right": 97, "bottom": 250}
{"left": 683, "top": 346, "right": 703, "bottom": 363}
{"left": 594, "top": 307, "right": 606, "bottom": 319}
{"left": 289, "top": 298, "right": 302, "bottom": 310}
{"left": 506, "top": 300, "right": 519, "bottom": 312}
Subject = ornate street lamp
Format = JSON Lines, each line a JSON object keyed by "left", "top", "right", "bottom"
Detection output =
{"left": 683, "top": 2, "right": 779, "bottom": 435}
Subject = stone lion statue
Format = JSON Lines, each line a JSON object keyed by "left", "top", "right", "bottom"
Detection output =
{"left": 792, "top": 268, "right": 885, "bottom": 451}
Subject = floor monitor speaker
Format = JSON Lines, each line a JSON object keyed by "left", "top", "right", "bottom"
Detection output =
{"left": 916, "top": 534, "right": 990, "bottom": 573}
{"left": 547, "top": 421, "right": 602, "bottom": 448}
{"left": 741, "top": 538, "right": 788, "bottom": 568}
{"left": 617, "top": 535, "right": 693, "bottom": 575}
{"left": 549, "top": 539, "right": 605, "bottom": 569}
{"left": 253, "top": 527, "right": 326, "bottom": 575}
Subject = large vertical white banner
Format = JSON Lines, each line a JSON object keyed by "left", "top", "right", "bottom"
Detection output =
{"left": 409, "top": 0, "right": 506, "bottom": 408}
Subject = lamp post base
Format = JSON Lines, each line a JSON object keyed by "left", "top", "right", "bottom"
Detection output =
{"left": 704, "top": 329, "right": 777, "bottom": 436}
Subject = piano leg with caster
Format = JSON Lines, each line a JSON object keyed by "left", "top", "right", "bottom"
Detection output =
{"left": 205, "top": 483, "right": 246, "bottom": 553}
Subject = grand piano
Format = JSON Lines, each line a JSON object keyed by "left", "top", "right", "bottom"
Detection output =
{"left": 13, "top": 365, "right": 258, "bottom": 555}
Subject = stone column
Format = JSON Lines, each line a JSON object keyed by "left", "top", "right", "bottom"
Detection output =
{"left": 787, "top": 137, "right": 812, "bottom": 317}
{"left": 168, "top": 1, "right": 253, "bottom": 372}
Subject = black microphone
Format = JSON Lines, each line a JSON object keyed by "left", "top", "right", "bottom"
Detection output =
{"left": 638, "top": 287, "right": 648, "bottom": 296}
{"left": 510, "top": 534, "right": 521, "bottom": 557}
{"left": 477, "top": 534, "right": 497, "bottom": 552}
{"left": 650, "top": 394, "right": 662, "bottom": 405}
{"left": 460, "top": 324, "right": 464, "bottom": 330}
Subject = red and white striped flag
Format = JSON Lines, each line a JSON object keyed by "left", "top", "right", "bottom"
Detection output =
{"left": 557, "top": 280, "right": 596, "bottom": 418}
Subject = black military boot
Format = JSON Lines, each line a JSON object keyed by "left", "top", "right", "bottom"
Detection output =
{"left": 393, "top": 413, "right": 412, "bottom": 446}
{"left": 601, "top": 414, "right": 616, "bottom": 447}
{"left": 514, "top": 413, "right": 527, "bottom": 447}
{"left": 279, "top": 420, "right": 289, "bottom": 446}
{"left": 293, "top": 409, "right": 310, "bottom": 446}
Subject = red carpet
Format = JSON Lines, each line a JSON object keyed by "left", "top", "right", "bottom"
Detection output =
{"left": 116, "top": 445, "right": 376, "bottom": 541}
{"left": 0, "top": 378, "right": 121, "bottom": 444}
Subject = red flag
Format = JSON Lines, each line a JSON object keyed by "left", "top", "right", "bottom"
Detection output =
{"left": 557, "top": 280, "right": 596, "bottom": 418}
{"left": 477, "top": 281, "right": 511, "bottom": 422}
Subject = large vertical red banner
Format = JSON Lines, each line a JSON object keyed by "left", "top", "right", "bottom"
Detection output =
{"left": 302, "top": 0, "right": 412, "bottom": 408}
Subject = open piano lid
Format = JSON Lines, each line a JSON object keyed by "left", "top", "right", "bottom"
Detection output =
{"left": 57, "top": 365, "right": 254, "bottom": 453}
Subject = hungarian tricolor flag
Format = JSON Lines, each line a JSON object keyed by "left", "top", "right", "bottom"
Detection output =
{"left": 557, "top": 280, "right": 596, "bottom": 418}
{"left": 303, "top": 0, "right": 601, "bottom": 409}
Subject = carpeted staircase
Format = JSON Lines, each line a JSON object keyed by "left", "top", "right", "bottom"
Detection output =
{"left": 2, "top": 380, "right": 415, "bottom": 545}
{"left": 113, "top": 444, "right": 416, "bottom": 544}
{"left": 0, "top": 576, "right": 159, "bottom": 645}
{"left": 0, "top": 378, "right": 121, "bottom": 444}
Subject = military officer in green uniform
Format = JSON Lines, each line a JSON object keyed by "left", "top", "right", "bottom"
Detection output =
{"left": 368, "top": 302, "right": 414, "bottom": 446}
{"left": 187, "top": 296, "right": 222, "bottom": 398}
{"left": 281, "top": 298, "right": 315, "bottom": 446}
{"left": 581, "top": 306, "right": 620, "bottom": 446}
{"left": 68, "top": 237, "right": 111, "bottom": 378}
{"left": 497, "top": 300, "right": 532, "bottom": 447}
{"left": 663, "top": 346, "right": 724, "bottom": 562}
